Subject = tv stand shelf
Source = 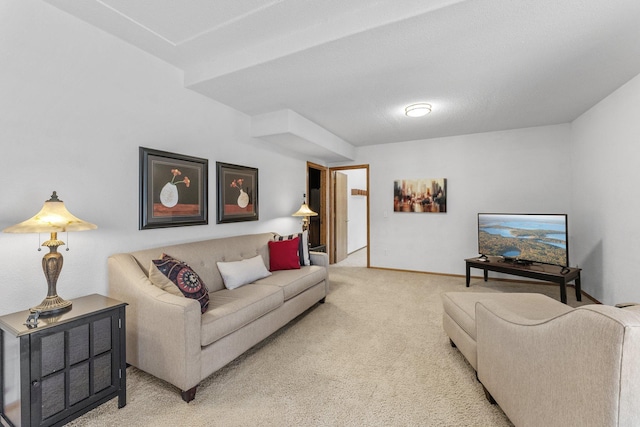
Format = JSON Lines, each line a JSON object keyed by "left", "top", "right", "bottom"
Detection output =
{"left": 465, "top": 257, "right": 582, "bottom": 304}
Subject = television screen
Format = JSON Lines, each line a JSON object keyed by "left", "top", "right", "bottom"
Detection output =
{"left": 478, "top": 213, "right": 569, "bottom": 267}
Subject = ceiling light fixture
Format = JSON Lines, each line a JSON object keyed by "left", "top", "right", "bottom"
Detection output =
{"left": 405, "top": 103, "right": 432, "bottom": 117}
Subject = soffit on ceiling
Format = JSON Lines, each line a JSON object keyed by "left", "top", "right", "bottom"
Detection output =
{"left": 44, "top": 0, "right": 640, "bottom": 156}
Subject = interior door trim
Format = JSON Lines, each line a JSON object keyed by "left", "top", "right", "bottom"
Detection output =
{"left": 306, "top": 161, "right": 328, "bottom": 253}
{"left": 328, "top": 164, "right": 370, "bottom": 267}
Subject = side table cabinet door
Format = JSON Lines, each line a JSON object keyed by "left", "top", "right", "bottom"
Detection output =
{"left": 30, "top": 309, "right": 120, "bottom": 426}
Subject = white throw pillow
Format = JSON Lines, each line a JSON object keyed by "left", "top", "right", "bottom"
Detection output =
{"left": 301, "top": 230, "right": 310, "bottom": 266}
{"left": 217, "top": 255, "right": 272, "bottom": 290}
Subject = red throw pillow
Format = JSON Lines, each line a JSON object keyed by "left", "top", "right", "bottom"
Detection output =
{"left": 268, "top": 237, "right": 301, "bottom": 271}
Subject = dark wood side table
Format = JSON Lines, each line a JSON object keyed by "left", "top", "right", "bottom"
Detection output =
{"left": 0, "top": 294, "right": 127, "bottom": 427}
{"left": 309, "top": 244, "right": 326, "bottom": 253}
{"left": 465, "top": 257, "right": 582, "bottom": 304}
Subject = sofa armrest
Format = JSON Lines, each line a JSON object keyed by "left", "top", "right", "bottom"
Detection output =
{"left": 476, "top": 301, "right": 640, "bottom": 427}
{"left": 310, "top": 251, "right": 329, "bottom": 295}
{"left": 108, "top": 253, "right": 202, "bottom": 391}
{"left": 310, "top": 251, "right": 329, "bottom": 267}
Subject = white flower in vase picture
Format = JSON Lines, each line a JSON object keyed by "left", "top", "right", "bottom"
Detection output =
{"left": 160, "top": 169, "right": 191, "bottom": 208}
{"left": 230, "top": 178, "right": 249, "bottom": 208}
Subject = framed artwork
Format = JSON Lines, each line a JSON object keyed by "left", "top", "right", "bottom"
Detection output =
{"left": 139, "top": 147, "right": 208, "bottom": 229}
{"left": 393, "top": 178, "right": 447, "bottom": 213}
{"left": 216, "top": 162, "right": 259, "bottom": 223}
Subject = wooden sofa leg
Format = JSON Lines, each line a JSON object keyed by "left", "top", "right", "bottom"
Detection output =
{"left": 482, "top": 384, "right": 496, "bottom": 404}
{"left": 181, "top": 386, "right": 198, "bottom": 403}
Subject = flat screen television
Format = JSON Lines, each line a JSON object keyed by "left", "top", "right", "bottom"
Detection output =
{"left": 477, "top": 213, "right": 569, "bottom": 267}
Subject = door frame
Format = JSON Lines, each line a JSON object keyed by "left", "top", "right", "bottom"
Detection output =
{"left": 306, "top": 161, "right": 328, "bottom": 250}
{"left": 329, "top": 164, "right": 370, "bottom": 266}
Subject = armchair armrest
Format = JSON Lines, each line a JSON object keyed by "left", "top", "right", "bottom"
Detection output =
{"left": 108, "top": 254, "right": 202, "bottom": 391}
{"left": 476, "top": 301, "right": 640, "bottom": 427}
{"left": 615, "top": 302, "right": 640, "bottom": 308}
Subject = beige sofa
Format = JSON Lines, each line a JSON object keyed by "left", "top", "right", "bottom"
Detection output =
{"left": 108, "top": 232, "right": 328, "bottom": 402}
{"left": 443, "top": 292, "right": 640, "bottom": 426}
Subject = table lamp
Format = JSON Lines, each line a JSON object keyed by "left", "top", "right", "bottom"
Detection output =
{"left": 292, "top": 193, "right": 317, "bottom": 232}
{"left": 3, "top": 191, "right": 97, "bottom": 315}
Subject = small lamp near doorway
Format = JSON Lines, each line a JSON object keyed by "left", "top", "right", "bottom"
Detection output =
{"left": 292, "top": 194, "right": 317, "bottom": 233}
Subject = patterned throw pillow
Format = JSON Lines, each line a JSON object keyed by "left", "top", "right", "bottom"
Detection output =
{"left": 151, "top": 254, "right": 210, "bottom": 313}
{"left": 273, "top": 231, "right": 310, "bottom": 266}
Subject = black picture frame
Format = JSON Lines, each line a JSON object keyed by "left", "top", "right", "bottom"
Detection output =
{"left": 139, "top": 147, "right": 208, "bottom": 229}
{"left": 216, "top": 162, "right": 259, "bottom": 223}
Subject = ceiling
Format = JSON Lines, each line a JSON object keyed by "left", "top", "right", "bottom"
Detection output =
{"left": 45, "top": 0, "right": 640, "bottom": 160}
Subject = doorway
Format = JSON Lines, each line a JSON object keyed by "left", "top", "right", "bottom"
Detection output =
{"left": 307, "top": 162, "right": 327, "bottom": 251}
{"left": 329, "top": 165, "right": 370, "bottom": 267}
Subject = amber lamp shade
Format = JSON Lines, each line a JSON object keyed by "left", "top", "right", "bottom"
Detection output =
{"left": 3, "top": 191, "right": 97, "bottom": 315}
{"left": 292, "top": 194, "right": 318, "bottom": 232}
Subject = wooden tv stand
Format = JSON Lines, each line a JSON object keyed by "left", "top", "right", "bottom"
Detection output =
{"left": 465, "top": 257, "right": 582, "bottom": 304}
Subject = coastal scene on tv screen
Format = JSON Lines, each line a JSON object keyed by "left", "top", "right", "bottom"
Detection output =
{"left": 478, "top": 214, "right": 568, "bottom": 266}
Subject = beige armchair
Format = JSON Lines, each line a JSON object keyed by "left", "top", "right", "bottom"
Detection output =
{"left": 476, "top": 301, "right": 640, "bottom": 427}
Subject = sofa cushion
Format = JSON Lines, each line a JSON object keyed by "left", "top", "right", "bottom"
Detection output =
{"left": 255, "top": 265, "right": 327, "bottom": 300}
{"left": 274, "top": 231, "right": 310, "bottom": 266}
{"left": 201, "top": 284, "right": 283, "bottom": 346}
{"left": 150, "top": 254, "right": 210, "bottom": 313}
{"left": 130, "top": 232, "right": 275, "bottom": 293}
{"left": 268, "top": 238, "right": 301, "bottom": 271}
{"left": 216, "top": 255, "right": 271, "bottom": 290}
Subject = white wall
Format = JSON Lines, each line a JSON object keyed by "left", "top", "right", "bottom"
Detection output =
{"left": 4, "top": 2, "right": 637, "bottom": 314}
{"left": 571, "top": 73, "right": 640, "bottom": 305}
{"left": 347, "top": 125, "right": 573, "bottom": 275}
{"left": 342, "top": 168, "right": 368, "bottom": 253}
{"left": 0, "top": 1, "right": 307, "bottom": 315}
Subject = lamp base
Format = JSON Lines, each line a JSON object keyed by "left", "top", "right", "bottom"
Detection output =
{"left": 31, "top": 232, "right": 72, "bottom": 316}
{"left": 31, "top": 295, "right": 72, "bottom": 315}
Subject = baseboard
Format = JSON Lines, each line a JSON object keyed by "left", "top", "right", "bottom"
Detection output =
{"left": 366, "top": 266, "right": 601, "bottom": 304}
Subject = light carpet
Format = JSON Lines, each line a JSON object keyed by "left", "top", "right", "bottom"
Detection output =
{"left": 67, "top": 267, "right": 590, "bottom": 427}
